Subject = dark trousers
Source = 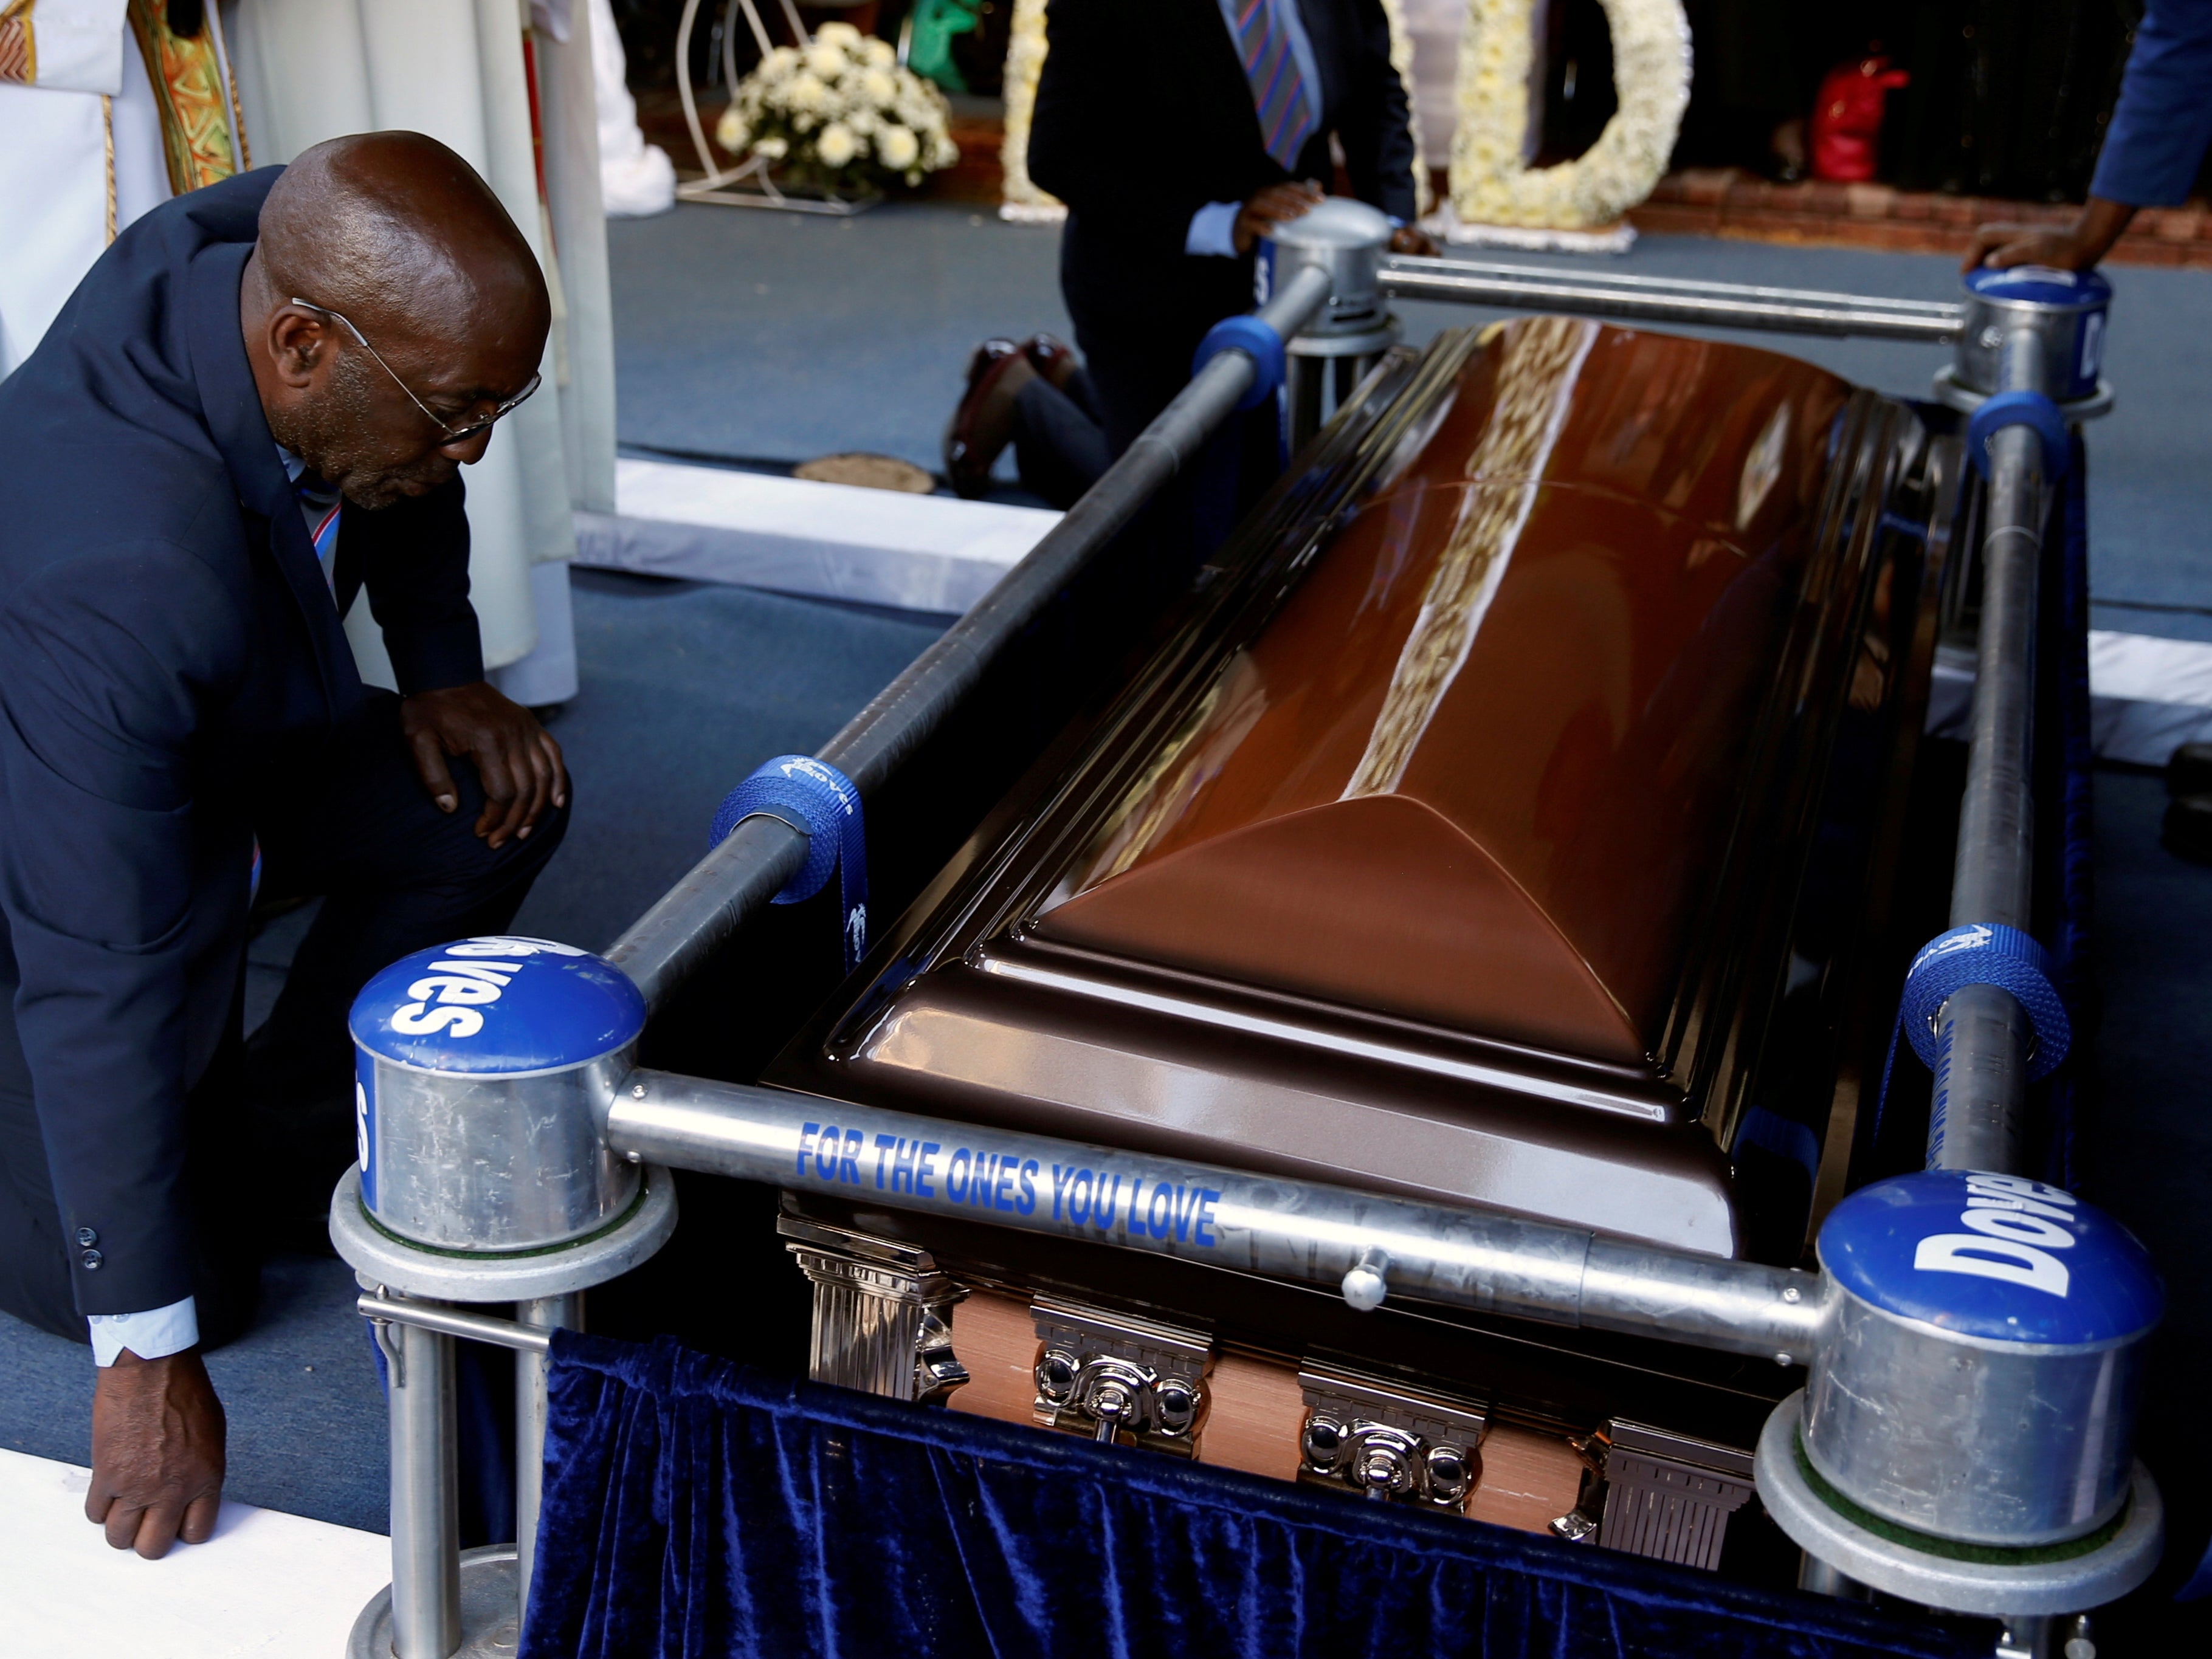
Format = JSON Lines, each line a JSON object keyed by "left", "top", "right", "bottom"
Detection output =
{"left": 1010, "top": 367, "right": 1112, "bottom": 509}
{"left": 0, "top": 689, "right": 567, "bottom": 1344}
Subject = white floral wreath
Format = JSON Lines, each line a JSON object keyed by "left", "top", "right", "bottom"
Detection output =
{"left": 1449, "top": 0, "right": 1689, "bottom": 230}
{"left": 999, "top": 0, "right": 1061, "bottom": 220}
{"left": 1000, "top": 0, "right": 1687, "bottom": 234}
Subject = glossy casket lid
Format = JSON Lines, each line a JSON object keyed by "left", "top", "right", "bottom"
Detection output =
{"left": 1033, "top": 317, "right": 1852, "bottom": 1065}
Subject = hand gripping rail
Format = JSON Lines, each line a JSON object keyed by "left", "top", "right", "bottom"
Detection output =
{"left": 605, "top": 262, "right": 1337, "bottom": 1011}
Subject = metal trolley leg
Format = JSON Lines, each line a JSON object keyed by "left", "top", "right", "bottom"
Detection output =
{"left": 335, "top": 1166, "right": 678, "bottom": 1659}
{"left": 514, "top": 1292, "right": 584, "bottom": 1618}
{"left": 390, "top": 1319, "right": 461, "bottom": 1659}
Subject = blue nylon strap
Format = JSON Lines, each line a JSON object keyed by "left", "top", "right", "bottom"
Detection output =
{"left": 1898, "top": 923, "right": 2071, "bottom": 1077}
{"left": 1875, "top": 922, "right": 2073, "bottom": 1144}
{"left": 1193, "top": 314, "right": 1286, "bottom": 411}
{"left": 709, "top": 755, "right": 869, "bottom": 970}
{"left": 1966, "top": 389, "right": 2070, "bottom": 481}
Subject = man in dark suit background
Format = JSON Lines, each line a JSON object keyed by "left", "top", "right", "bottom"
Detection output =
{"left": 0, "top": 131, "right": 568, "bottom": 1558}
{"left": 945, "top": 0, "right": 1432, "bottom": 506}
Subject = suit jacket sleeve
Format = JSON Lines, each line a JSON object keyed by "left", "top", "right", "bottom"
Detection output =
{"left": 347, "top": 475, "right": 485, "bottom": 695}
{"left": 1338, "top": 0, "right": 1419, "bottom": 222}
{"left": 2090, "top": 0, "right": 2212, "bottom": 206}
{"left": 0, "top": 544, "right": 244, "bottom": 1316}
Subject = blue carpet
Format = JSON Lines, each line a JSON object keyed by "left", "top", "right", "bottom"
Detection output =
{"left": 609, "top": 201, "right": 1072, "bottom": 475}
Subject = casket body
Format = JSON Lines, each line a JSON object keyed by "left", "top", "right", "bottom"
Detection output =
{"left": 763, "top": 318, "right": 1963, "bottom": 1569}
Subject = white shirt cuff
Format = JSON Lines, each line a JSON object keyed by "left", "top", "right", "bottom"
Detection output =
{"left": 1185, "top": 201, "right": 1241, "bottom": 258}
{"left": 88, "top": 1297, "right": 200, "bottom": 1366}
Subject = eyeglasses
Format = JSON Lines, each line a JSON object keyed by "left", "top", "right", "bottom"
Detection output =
{"left": 288, "top": 298, "right": 541, "bottom": 445}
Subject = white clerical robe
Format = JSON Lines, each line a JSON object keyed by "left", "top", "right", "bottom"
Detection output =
{"left": 0, "top": 0, "right": 174, "bottom": 374}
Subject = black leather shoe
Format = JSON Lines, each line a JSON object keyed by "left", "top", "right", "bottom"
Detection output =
{"left": 2163, "top": 792, "right": 2212, "bottom": 865}
{"left": 943, "top": 338, "right": 1033, "bottom": 498}
{"left": 1022, "top": 332, "right": 1082, "bottom": 391}
{"left": 2166, "top": 740, "right": 2212, "bottom": 798}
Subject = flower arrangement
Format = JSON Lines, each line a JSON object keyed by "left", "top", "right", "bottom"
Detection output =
{"left": 714, "top": 22, "right": 962, "bottom": 193}
{"left": 1374, "top": 0, "right": 1435, "bottom": 218}
{"left": 1447, "top": 0, "right": 1689, "bottom": 231}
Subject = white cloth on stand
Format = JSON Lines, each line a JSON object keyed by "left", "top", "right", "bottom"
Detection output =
{"left": 1399, "top": 0, "right": 1466, "bottom": 167}
{"left": 0, "top": 85, "right": 111, "bottom": 376}
{"left": 19, "top": 0, "right": 131, "bottom": 91}
{"left": 221, "top": 0, "right": 618, "bottom": 702}
{"left": 0, "top": 0, "right": 170, "bottom": 377}
{"left": 589, "top": 0, "right": 672, "bottom": 217}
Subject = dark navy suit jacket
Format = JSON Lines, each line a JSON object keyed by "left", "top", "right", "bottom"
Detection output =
{"left": 1030, "top": 0, "right": 1418, "bottom": 334}
{"left": 0, "top": 169, "right": 483, "bottom": 1316}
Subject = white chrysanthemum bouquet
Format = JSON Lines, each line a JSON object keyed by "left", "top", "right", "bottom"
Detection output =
{"left": 714, "top": 23, "right": 962, "bottom": 193}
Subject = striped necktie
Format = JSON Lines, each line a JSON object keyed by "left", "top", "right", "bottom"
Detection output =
{"left": 297, "top": 481, "right": 343, "bottom": 596}
{"left": 1233, "top": 0, "right": 1318, "bottom": 172}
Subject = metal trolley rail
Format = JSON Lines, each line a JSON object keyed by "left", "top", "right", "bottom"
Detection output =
{"left": 334, "top": 215, "right": 2152, "bottom": 1659}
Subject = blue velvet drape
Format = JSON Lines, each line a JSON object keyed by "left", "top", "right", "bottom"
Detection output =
{"left": 522, "top": 1332, "right": 1980, "bottom": 1659}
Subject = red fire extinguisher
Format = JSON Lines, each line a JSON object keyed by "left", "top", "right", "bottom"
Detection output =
{"left": 1811, "top": 55, "right": 1911, "bottom": 182}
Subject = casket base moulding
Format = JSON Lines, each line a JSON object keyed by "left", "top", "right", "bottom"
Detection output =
{"left": 776, "top": 1193, "right": 1777, "bottom": 1571}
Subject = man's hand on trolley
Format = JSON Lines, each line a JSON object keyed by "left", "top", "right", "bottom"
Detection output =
{"left": 87, "top": 1347, "right": 227, "bottom": 1558}
{"left": 1233, "top": 180, "right": 1325, "bottom": 255}
{"left": 1963, "top": 197, "right": 2135, "bottom": 272}
{"left": 402, "top": 681, "right": 570, "bottom": 850}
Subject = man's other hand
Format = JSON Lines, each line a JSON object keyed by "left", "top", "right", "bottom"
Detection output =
{"left": 402, "top": 681, "right": 569, "bottom": 849}
{"left": 1390, "top": 224, "right": 1439, "bottom": 257}
{"left": 1234, "top": 181, "right": 1325, "bottom": 255}
{"left": 1963, "top": 197, "right": 2135, "bottom": 272}
{"left": 87, "top": 1348, "right": 226, "bottom": 1558}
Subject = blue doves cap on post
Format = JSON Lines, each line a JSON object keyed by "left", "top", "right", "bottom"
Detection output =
{"left": 1818, "top": 1170, "right": 2161, "bottom": 1348}
{"left": 350, "top": 936, "right": 647, "bottom": 1075}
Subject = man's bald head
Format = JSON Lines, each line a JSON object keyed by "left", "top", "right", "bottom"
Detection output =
{"left": 241, "top": 132, "right": 552, "bottom": 507}
{"left": 259, "top": 131, "right": 547, "bottom": 352}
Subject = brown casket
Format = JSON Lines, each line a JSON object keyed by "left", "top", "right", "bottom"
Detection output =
{"left": 765, "top": 317, "right": 1960, "bottom": 1569}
